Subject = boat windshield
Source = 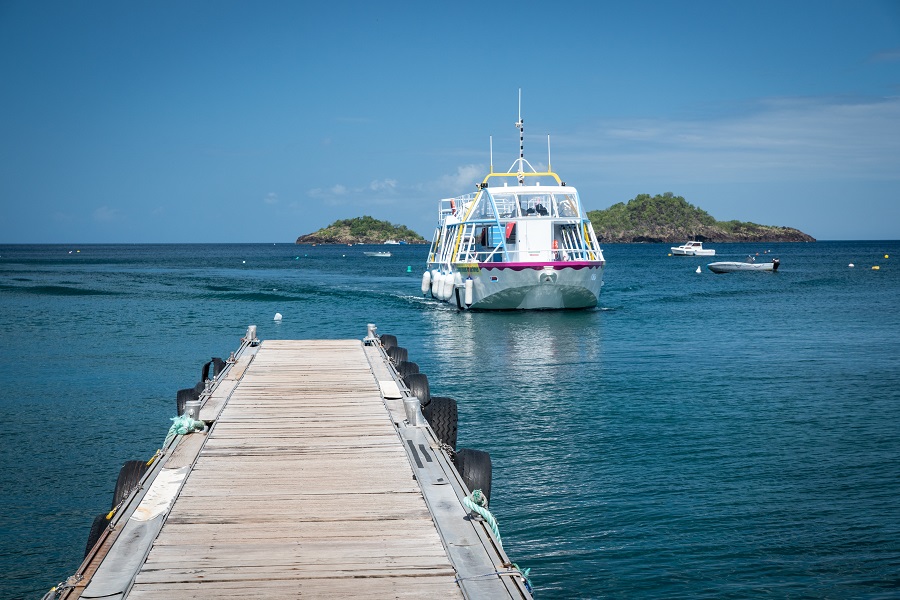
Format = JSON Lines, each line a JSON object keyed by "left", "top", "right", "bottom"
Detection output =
{"left": 487, "top": 191, "right": 580, "bottom": 219}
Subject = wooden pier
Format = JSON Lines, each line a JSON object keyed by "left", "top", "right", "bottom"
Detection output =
{"left": 55, "top": 328, "right": 531, "bottom": 599}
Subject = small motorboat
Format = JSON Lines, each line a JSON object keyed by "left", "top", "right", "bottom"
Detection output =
{"left": 707, "top": 257, "right": 780, "bottom": 273}
{"left": 671, "top": 241, "right": 715, "bottom": 256}
{"left": 364, "top": 251, "right": 392, "bottom": 257}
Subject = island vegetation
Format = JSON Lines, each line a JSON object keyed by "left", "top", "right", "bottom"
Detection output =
{"left": 295, "top": 195, "right": 814, "bottom": 245}
{"left": 296, "top": 216, "right": 428, "bottom": 245}
{"left": 587, "top": 193, "right": 815, "bottom": 243}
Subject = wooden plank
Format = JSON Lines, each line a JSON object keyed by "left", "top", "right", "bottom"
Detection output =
{"left": 224, "top": 355, "right": 252, "bottom": 380}
{"left": 198, "top": 379, "right": 237, "bottom": 421}
{"left": 163, "top": 430, "right": 207, "bottom": 470}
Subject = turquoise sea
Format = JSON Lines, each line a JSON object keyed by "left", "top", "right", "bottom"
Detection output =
{"left": 1, "top": 241, "right": 898, "bottom": 599}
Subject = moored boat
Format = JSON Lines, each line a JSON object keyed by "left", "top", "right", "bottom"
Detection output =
{"left": 671, "top": 241, "right": 715, "bottom": 256}
{"left": 364, "top": 251, "right": 392, "bottom": 257}
{"left": 707, "top": 257, "right": 780, "bottom": 273}
{"left": 423, "top": 95, "right": 605, "bottom": 310}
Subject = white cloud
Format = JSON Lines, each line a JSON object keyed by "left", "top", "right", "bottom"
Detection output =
{"left": 562, "top": 96, "right": 900, "bottom": 184}
{"left": 93, "top": 206, "right": 120, "bottom": 222}
{"left": 264, "top": 192, "right": 278, "bottom": 204}
{"left": 369, "top": 178, "right": 397, "bottom": 192}
{"left": 309, "top": 184, "right": 350, "bottom": 199}
{"left": 869, "top": 47, "right": 900, "bottom": 63}
{"left": 431, "top": 164, "right": 485, "bottom": 195}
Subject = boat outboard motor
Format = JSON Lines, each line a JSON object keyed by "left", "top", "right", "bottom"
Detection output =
{"left": 773, "top": 259, "right": 780, "bottom": 271}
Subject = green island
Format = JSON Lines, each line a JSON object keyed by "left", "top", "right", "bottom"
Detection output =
{"left": 295, "top": 195, "right": 815, "bottom": 245}
{"left": 588, "top": 193, "right": 815, "bottom": 243}
{"left": 296, "top": 216, "right": 428, "bottom": 245}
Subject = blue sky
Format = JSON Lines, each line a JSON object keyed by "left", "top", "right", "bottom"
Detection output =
{"left": 1, "top": 0, "right": 899, "bottom": 243}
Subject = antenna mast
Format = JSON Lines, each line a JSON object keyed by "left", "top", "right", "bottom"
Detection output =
{"left": 490, "top": 136, "right": 494, "bottom": 173}
{"left": 515, "top": 88, "right": 524, "bottom": 183}
{"left": 547, "top": 134, "right": 552, "bottom": 173}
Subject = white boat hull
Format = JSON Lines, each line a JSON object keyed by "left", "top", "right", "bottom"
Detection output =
{"left": 434, "top": 263, "right": 602, "bottom": 310}
{"left": 672, "top": 248, "right": 715, "bottom": 256}
{"left": 707, "top": 260, "right": 779, "bottom": 273}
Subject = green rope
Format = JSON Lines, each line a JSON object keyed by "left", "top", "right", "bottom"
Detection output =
{"left": 164, "top": 415, "right": 204, "bottom": 447}
{"left": 463, "top": 489, "right": 502, "bottom": 548}
{"left": 461, "top": 491, "right": 533, "bottom": 592}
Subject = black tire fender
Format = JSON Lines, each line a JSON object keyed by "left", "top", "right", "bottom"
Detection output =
{"left": 387, "top": 345, "right": 408, "bottom": 366}
{"left": 397, "top": 361, "right": 419, "bottom": 381}
{"left": 112, "top": 460, "right": 148, "bottom": 509}
{"left": 424, "top": 396, "right": 457, "bottom": 450}
{"left": 404, "top": 373, "right": 430, "bottom": 407}
{"left": 380, "top": 334, "right": 398, "bottom": 351}
{"left": 176, "top": 387, "right": 198, "bottom": 416}
{"left": 84, "top": 513, "right": 109, "bottom": 558}
{"left": 202, "top": 357, "right": 226, "bottom": 381}
{"left": 454, "top": 448, "right": 492, "bottom": 502}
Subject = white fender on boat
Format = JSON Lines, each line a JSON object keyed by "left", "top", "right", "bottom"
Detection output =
{"left": 435, "top": 273, "right": 446, "bottom": 300}
{"left": 450, "top": 273, "right": 459, "bottom": 300}
{"left": 464, "top": 278, "right": 473, "bottom": 306}
{"left": 444, "top": 273, "right": 455, "bottom": 301}
{"left": 431, "top": 270, "right": 440, "bottom": 297}
{"left": 421, "top": 271, "right": 431, "bottom": 294}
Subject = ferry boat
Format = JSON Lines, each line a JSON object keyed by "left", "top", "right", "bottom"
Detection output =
{"left": 423, "top": 98, "right": 605, "bottom": 310}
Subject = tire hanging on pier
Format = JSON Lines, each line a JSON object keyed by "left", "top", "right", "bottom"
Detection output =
{"left": 201, "top": 357, "right": 226, "bottom": 381}
{"left": 454, "top": 448, "right": 492, "bottom": 502}
{"left": 176, "top": 387, "right": 199, "bottom": 416}
{"left": 380, "top": 334, "right": 398, "bottom": 351}
{"left": 404, "top": 372, "right": 430, "bottom": 407}
{"left": 112, "top": 460, "right": 149, "bottom": 509}
{"left": 387, "top": 345, "right": 408, "bottom": 366}
{"left": 84, "top": 513, "right": 109, "bottom": 558}
{"left": 397, "top": 360, "right": 419, "bottom": 381}
{"left": 423, "top": 396, "right": 458, "bottom": 450}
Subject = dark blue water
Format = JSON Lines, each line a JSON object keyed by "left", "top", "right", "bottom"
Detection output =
{"left": 1, "top": 242, "right": 898, "bottom": 599}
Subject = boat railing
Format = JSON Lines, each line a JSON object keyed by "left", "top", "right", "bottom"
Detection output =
{"left": 440, "top": 193, "right": 477, "bottom": 220}
{"left": 454, "top": 246, "right": 600, "bottom": 264}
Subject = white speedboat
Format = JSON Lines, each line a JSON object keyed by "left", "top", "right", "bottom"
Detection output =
{"left": 364, "top": 251, "right": 392, "bottom": 257}
{"left": 423, "top": 96, "right": 605, "bottom": 310}
{"left": 707, "top": 257, "right": 780, "bottom": 273}
{"left": 671, "top": 241, "right": 715, "bottom": 256}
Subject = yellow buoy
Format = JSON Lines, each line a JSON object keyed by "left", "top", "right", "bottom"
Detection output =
{"left": 885, "top": 254, "right": 889, "bottom": 259}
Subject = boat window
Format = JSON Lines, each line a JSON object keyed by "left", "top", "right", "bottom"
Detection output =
{"left": 518, "top": 193, "right": 552, "bottom": 217}
{"left": 468, "top": 191, "right": 496, "bottom": 220}
{"left": 556, "top": 193, "right": 578, "bottom": 217}
{"left": 492, "top": 193, "right": 518, "bottom": 218}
